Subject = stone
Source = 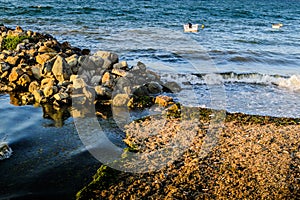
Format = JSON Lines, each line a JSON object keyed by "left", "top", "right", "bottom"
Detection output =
{"left": 38, "top": 46, "right": 56, "bottom": 53}
{"left": 6, "top": 55, "right": 20, "bottom": 66}
{"left": 36, "top": 53, "right": 56, "bottom": 65}
{"left": 17, "top": 73, "right": 31, "bottom": 86}
{"left": 90, "top": 75, "right": 102, "bottom": 86}
{"left": 31, "top": 65, "right": 42, "bottom": 80}
{"left": 112, "top": 68, "right": 127, "bottom": 77}
{"left": 71, "top": 94, "right": 87, "bottom": 105}
{"left": 112, "top": 93, "right": 130, "bottom": 107}
{"left": 41, "top": 78, "right": 55, "bottom": 89}
{"left": 155, "top": 95, "right": 173, "bottom": 107}
{"left": 15, "top": 26, "right": 23, "bottom": 33}
{"left": 132, "top": 85, "right": 149, "bottom": 96}
{"left": 52, "top": 55, "right": 72, "bottom": 83}
{"left": 72, "top": 77, "right": 86, "bottom": 89}
{"left": 137, "top": 61, "right": 146, "bottom": 71}
{"left": 42, "top": 56, "right": 56, "bottom": 75}
{"left": 8, "top": 67, "right": 24, "bottom": 82}
{"left": 113, "top": 61, "right": 128, "bottom": 70}
{"left": 147, "top": 82, "right": 162, "bottom": 94}
{"left": 78, "top": 55, "right": 100, "bottom": 70}
{"left": 66, "top": 54, "right": 78, "bottom": 68}
{"left": 101, "top": 72, "right": 114, "bottom": 87}
{"left": 163, "top": 81, "right": 182, "bottom": 93}
{"left": 101, "top": 59, "right": 112, "bottom": 70}
{"left": 83, "top": 87, "right": 94, "bottom": 100}
{"left": 94, "top": 51, "right": 118, "bottom": 65}
{"left": 0, "top": 62, "right": 10, "bottom": 73}
{"left": 43, "top": 86, "right": 57, "bottom": 97}
{"left": 33, "top": 89, "right": 44, "bottom": 103}
{"left": 28, "top": 81, "right": 40, "bottom": 93}
{"left": 95, "top": 85, "right": 112, "bottom": 98}
{"left": 54, "top": 92, "right": 69, "bottom": 101}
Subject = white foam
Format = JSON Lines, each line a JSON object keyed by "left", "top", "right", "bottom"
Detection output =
{"left": 277, "top": 75, "right": 300, "bottom": 91}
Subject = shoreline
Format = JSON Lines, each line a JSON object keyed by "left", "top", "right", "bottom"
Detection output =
{"left": 77, "top": 109, "right": 300, "bottom": 199}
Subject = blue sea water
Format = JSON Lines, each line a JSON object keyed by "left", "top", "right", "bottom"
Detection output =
{"left": 0, "top": 0, "right": 300, "bottom": 199}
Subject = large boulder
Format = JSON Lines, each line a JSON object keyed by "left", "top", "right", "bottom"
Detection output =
{"left": 94, "top": 51, "right": 118, "bottom": 65}
{"left": 52, "top": 55, "right": 72, "bottom": 83}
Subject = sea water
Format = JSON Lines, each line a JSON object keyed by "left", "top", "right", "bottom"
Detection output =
{"left": 0, "top": 0, "right": 299, "bottom": 198}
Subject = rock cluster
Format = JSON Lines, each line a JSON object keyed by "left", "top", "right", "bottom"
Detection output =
{"left": 0, "top": 25, "right": 179, "bottom": 111}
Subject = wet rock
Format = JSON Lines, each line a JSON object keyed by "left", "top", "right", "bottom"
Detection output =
{"left": 0, "top": 62, "right": 10, "bottom": 73}
{"left": 94, "top": 51, "right": 118, "bottom": 65}
{"left": 90, "top": 75, "right": 102, "bottom": 86}
{"left": 28, "top": 81, "right": 40, "bottom": 93}
{"left": 112, "top": 68, "right": 127, "bottom": 77}
{"left": 8, "top": 67, "right": 24, "bottom": 82}
{"left": 101, "top": 72, "right": 114, "bottom": 87}
{"left": 163, "top": 81, "right": 182, "bottom": 93}
{"left": 32, "top": 89, "right": 44, "bottom": 103}
{"left": 132, "top": 85, "right": 149, "bottom": 96}
{"left": 31, "top": 65, "right": 42, "bottom": 80}
{"left": 41, "top": 77, "right": 55, "bottom": 89}
{"left": 155, "top": 95, "right": 174, "bottom": 107}
{"left": 17, "top": 73, "right": 31, "bottom": 87}
{"left": 43, "top": 85, "right": 58, "bottom": 97}
{"left": 112, "top": 93, "right": 130, "bottom": 107}
{"left": 52, "top": 55, "right": 72, "bottom": 83}
{"left": 53, "top": 92, "right": 69, "bottom": 101}
{"left": 95, "top": 85, "right": 112, "bottom": 99}
{"left": 146, "top": 82, "right": 163, "bottom": 94}
{"left": 0, "top": 143, "right": 13, "bottom": 160}
{"left": 72, "top": 77, "right": 86, "bottom": 89}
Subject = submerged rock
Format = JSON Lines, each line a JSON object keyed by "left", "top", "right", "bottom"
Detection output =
{"left": 0, "top": 143, "right": 13, "bottom": 160}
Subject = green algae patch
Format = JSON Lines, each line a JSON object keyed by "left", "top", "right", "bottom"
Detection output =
{"left": 1, "top": 35, "right": 31, "bottom": 50}
{"left": 76, "top": 165, "right": 121, "bottom": 200}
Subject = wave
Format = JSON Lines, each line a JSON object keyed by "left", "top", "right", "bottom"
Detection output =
{"left": 160, "top": 72, "right": 300, "bottom": 92}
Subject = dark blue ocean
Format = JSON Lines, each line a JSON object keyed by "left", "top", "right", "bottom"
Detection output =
{"left": 0, "top": 0, "right": 300, "bottom": 199}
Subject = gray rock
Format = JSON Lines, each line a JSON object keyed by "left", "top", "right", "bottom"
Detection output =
{"left": 102, "top": 58, "right": 112, "bottom": 70}
{"left": 31, "top": 65, "right": 42, "bottom": 80}
{"left": 94, "top": 51, "right": 118, "bottom": 65}
{"left": 0, "top": 62, "right": 10, "bottom": 73}
{"left": 72, "top": 77, "right": 86, "bottom": 89}
{"left": 112, "top": 93, "right": 130, "bottom": 107}
{"left": 78, "top": 55, "right": 101, "bottom": 70}
{"left": 90, "top": 75, "right": 102, "bottom": 86}
{"left": 147, "top": 82, "right": 163, "bottom": 94}
{"left": 52, "top": 55, "right": 72, "bottom": 83}
{"left": 95, "top": 85, "right": 112, "bottom": 98}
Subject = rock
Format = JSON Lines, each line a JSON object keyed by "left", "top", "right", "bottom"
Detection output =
{"left": 102, "top": 59, "right": 112, "bottom": 70}
{"left": 71, "top": 94, "right": 87, "bottom": 105}
{"left": 82, "top": 87, "right": 94, "bottom": 100}
{"left": 8, "top": 67, "right": 24, "bottom": 82}
{"left": 132, "top": 85, "right": 149, "bottom": 96}
{"left": 0, "top": 62, "right": 10, "bottom": 73}
{"left": 17, "top": 73, "right": 31, "bottom": 87}
{"left": 72, "top": 77, "right": 86, "bottom": 89}
{"left": 54, "top": 92, "right": 69, "bottom": 101}
{"left": 78, "top": 55, "right": 101, "bottom": 70}
{"left": 52, "top": 55, "right": 72, "bottom": 83}
{"left": 101, "top": 72, "right": 114, "bottom": 87}
{"left": 155, "top": 95, "right": 173, "bottom": 107}
{"left": 41, "top": 78, "right": 55, "bottom": 89}
{"left": 81, "top": 49, "right": 90, "bottom": 55}
{"left": 147, "top": 82, "right": 163, "bottom": 94}
{"left": 33, "top": 89, "right": 44, "bottom": 103}
{"left": 112, "top": 68, "right": 127, "bottom": 77}
{"left": 15, "top": 26, "right": 23, "bottom": 33}
{"left": 6, "top": 55, "right": 20, "bottom": 66}
{"left": 94, "top": 51, "right": 118, "bottom": 65}
{"left": 70, "top": 74, "right": 79, "bottom": 82}
{"left": 137, "top": 61, "right": 146, "bottom": 71}
{"left": 38, "top": 46, "right": 56, "bottom": 53}
{"left": 95, "top": 85, "right": 112, "bottom": 99}
{"left": 31, "top": 65, "right": 42, "bottom": 80}
{"left": 112, "top": 93, "right": 130, "bottom": 107}
{"left": 28, "top": 81, "right": 40, "bottom": 93}
{"left": 36, "top": 53, "right": 56, "bottom": 65}
{"left": 90, "top": 75, "right": 102, "bottom": 86}
{"left": 43, "top": 86, "right": 58, "bottom": 97}
{"left": 113, "top": 61, "right": 128, "bottom": 70}
{"left": 163, "top": 81, "right": 182, "bottom": 93}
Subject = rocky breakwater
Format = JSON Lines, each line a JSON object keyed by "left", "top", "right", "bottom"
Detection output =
{"left": 0, "top": 25, "right": 180, "bottom": 117}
